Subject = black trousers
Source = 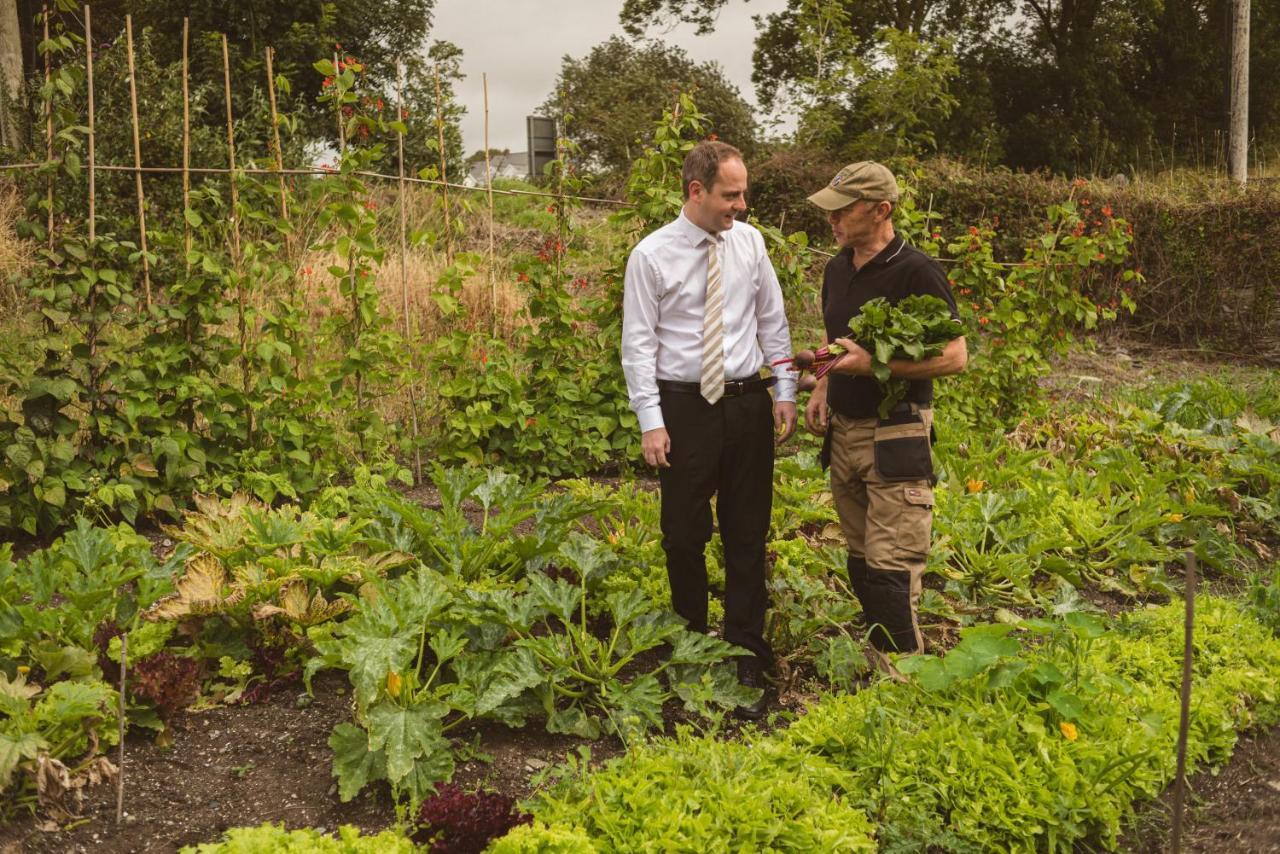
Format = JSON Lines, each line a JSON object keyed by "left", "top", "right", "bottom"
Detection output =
{"left": 657, "top": 386, "right": 774, "bottom": 663}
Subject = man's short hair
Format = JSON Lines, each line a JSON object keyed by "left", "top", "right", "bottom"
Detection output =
{"left": 682, "top": 140, "right": 743, "bottom": 199}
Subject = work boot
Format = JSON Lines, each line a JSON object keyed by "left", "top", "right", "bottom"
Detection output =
{"left": 734, "top": 656, "right": 769, "bottom": 721}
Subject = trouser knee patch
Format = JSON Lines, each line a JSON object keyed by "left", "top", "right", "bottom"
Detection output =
{"left": 863, "top": 567, "right": 918, "bottom": 653}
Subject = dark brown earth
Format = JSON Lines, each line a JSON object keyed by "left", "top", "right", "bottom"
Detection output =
{"left": 1116, "top": 722, "right": 1280, "bottom": 853}
{"left": 0, "top": 672, "right": 624, "bottom": 854}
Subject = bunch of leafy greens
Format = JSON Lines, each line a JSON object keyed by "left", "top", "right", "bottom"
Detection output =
{"left": 848, "top": 294, "right": 962, "bottom": 417}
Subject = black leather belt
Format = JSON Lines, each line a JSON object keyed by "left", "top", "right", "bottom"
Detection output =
{"left": 657, "top": 376, "right": 776, "bottom": 397}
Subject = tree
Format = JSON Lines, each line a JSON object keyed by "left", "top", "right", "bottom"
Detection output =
{"left": 0, "top": 0, "right": 22, "bottom": 149}
{"left": 541, "top": 37, "right": 756, "bottom": 176}
{"left": 17, "top": 1, "right": 443, "bottom": 151}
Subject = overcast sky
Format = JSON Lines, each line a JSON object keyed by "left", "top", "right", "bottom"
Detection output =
{"left": 431, "top": 0, "right": 789, "bottom": 154}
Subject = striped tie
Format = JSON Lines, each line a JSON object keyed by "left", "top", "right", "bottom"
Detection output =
{"left": 700, "top": 237, "right": 725, "bottom": 404}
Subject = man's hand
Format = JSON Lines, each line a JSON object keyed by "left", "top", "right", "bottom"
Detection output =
{"left": 641, "top": 427, "right": 671, "bottom": 468}
{"left": 828, "top": 338, "right": 872, "bottom": 376}
{"left": 774, "top": 401, "right": 797, "bottom": 444}
{"left": 804, "top": 384, "right": 830, "bottom": 436}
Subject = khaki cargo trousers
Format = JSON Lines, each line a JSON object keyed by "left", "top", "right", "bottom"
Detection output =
{"left": 829, "top": 409, "right": 934, "bottom": 653}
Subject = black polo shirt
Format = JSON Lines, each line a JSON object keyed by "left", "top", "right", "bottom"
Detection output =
{"left": 821, "top": 235, "right": 959, "bottom": 418}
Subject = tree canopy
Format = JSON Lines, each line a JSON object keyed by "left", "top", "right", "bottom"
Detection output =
{"left": 621, "top": 0, "right": 1280, "bottom": 174}
{"left": 541, "top": 36, "right": 757, "bottom": 176}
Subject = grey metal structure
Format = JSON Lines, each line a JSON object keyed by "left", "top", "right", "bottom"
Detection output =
{"left": 526, "top": 115, "right": 557, "bottom": 179}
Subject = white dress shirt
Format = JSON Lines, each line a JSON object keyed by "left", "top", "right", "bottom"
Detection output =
{"left": 621, "top": 211, "right": 796, "bottom": 433}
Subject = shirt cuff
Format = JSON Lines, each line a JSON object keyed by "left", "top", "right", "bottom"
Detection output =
{"left": 773, "top": 374, "right": 797, "bottom": 404}
{"left": 636, "top": 405, "right": 665, "bottom": 433}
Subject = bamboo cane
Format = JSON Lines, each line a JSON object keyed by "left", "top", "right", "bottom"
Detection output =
{"left": 182, "top": 18, "right": 191, "bottom": 261}
{"left": 222, "top": 35, "right": 250, "bottom": 433}
{"left": 483, "top": 73, "right": 496, "bottom": 334}
{"left": 396, "top": 63, "right": 422, "bottom": 482}
{"left": 555, "top": 92, "right": 566, "bottom": 281}
{"left": 1170, "top": 551, "right": 1198, "bottom": 853}
{"left": 433, "top": 66, "right": 452, "bottom": 264}
{"left": 42, "top": 6, "right": 53, "bottom": 248}
{"left": 265, "top": 47, "right": 288, "bottom": 226}
{"left": 84, "top": 5, "right": 94, "bottom": 241}
{"left": 115, "top": 632, "right": 126, "bottom": 823}
{"left": 333, "top": 52, "right": 345, "bottom": 153}
{"left": 124, "top": 15, "right": 151, "bottom": 305}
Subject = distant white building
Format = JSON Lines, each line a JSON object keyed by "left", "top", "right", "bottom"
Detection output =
{"left": 464, "top": 151, "right": 529, "bottom": 186}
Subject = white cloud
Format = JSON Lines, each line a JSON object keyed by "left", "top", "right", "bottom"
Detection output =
{"left": 431, "top": 0, "right": 789, "bottom": 153}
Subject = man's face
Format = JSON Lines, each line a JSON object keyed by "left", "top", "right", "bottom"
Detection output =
{"left": 689, "top": 157, "right": 748, "bottom": 233}
{"left": 828, "top": 199, "right": 888, "bottom": 249}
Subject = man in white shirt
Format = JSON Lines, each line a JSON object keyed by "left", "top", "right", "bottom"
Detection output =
{"left": 621, "top": 140, "right": 797, "bottom": 719}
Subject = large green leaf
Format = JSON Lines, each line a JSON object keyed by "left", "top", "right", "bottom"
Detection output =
{"left": 329, "top": 722, "right": 385, "bottom": 802}
{"left": 366, "top": 701, "right": 449, "bottom": 785}
{"left": 0, "top": 730, "right": 46, "bottom": 789}
{"left": 343, "top": 630, "right": 416, "bottom": 708}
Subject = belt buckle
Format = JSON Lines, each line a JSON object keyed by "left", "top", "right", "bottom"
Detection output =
{"left": 725, "top": 378, "right": 745, "bottom": 396}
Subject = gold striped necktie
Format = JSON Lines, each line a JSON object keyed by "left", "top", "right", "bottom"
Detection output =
{"left": 700, "top": 236, "right": 725, "bottom": 404}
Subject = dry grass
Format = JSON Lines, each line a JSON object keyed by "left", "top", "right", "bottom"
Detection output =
{"left": 286, "top": 244, "right": 526, "bottom": 343}
{"left": 0, "top": 182, "right": 34, "bottom": 310}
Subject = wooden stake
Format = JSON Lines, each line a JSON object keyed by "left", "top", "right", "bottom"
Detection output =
{"left": 483, "top": 73, "right": 496, "bottom": 334}
{"left": 222, "top": 35, "right": 250, "bottom": 430}
{"left": 115, "top": 632, "right": 126, "bottom": 824}
{"left": 84, "top": 5, "right": 94, "bottom": 242}
{"left": 1170, "top": 551, "right": 1197, "bottom": 853}
{"left": 124, "top": 15, "right": 151, "bottom": 305}
{"left": 333, "top": 52, "right": 345, "bottom": 153}
{"left": 433, "top": 66, "right": 452, "bottom": 264}
{"left": 265, "top": 46, "right": 288, "bottom": 226}
{"left": 42, "top": 6, "right": 53, "bottom": 248}
{"left": 396, "top": 63, "right": 422, "bottom": 482}
{"left": 182, "top": 18, "right": 191, "bottom": 261}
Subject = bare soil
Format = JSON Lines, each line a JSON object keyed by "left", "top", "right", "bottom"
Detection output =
{"left": 0, "top": 671, "right": 624, "bottom": 854}
{"left": 1117, "top": 722, "right": 1280, "bottom": 853}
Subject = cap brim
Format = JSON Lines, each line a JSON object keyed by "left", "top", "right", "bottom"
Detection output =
{"left": 806, "top": 187, "right": 857, "bottom": 211}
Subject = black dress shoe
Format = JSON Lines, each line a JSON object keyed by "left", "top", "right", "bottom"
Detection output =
{"left": 734, "top": 657, "right": 769, "bottom": 721}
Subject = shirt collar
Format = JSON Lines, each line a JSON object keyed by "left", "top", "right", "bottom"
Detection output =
{"left": 676, "top": 211, "right": 725, "bottom": 246}
{"left": 868, "top": 235, "right": 906, "bottom": 266}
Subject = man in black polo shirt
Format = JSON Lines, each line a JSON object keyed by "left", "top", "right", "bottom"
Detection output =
{"left": 803, "top": 162, "right": 966, "bottom": 659}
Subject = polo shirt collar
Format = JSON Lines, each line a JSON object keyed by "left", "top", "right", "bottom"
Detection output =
{"left": 868, "top": 235, "right": 906, "bottom": 266}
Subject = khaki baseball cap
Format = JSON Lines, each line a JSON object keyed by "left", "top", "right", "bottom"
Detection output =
{"left": 806, "top": 161, "right": 900, "bottom": 210}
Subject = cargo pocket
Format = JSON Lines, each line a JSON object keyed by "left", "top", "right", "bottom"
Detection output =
{"left": 873, "top": 413, "right": 934, "bottom": 482}
{"left": 895, "top": 485, "right": 934, "bottom": 560}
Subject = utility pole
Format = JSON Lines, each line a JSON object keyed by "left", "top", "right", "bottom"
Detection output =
{"left": 1227, "top": 0, "right": 1250, "bottom": 186}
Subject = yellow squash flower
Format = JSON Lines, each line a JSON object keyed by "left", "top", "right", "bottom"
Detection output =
{"left": 1060, "top": 721, "right": 1079, "bottom": 741}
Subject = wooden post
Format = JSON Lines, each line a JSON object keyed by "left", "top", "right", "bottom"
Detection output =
{"left": 1170, "top": 551, "right": 1197, "bottom": 853}
{"left": 125, "top": 15, "right": 151, "bottom": 305}
{"left": 182, "top": 18, "right": 191, "bottom": 261}
{"left": 396, "top": 63, "right": 422, "bottom": 482}
{"left": 115, "top": 632, "right": 126, "bottom": 824}
{"left": 483, "top": 73, "right": 496, "bottom": 334}
{"left": 222, "top": 35, "right": 249, "bottom": 430}
{"left": 333, "top": 51, "right": 345, "bottom": 153}
{"left": 432, "top": 65, "right": 452, "bottom": 264}
{"left": 84, "top": 5, "right": 94, "bottom": 242}
{"left": 265, "top": 46, "right": 289, "bottom": 226}
{"left": 42, "top": 5, "right": 53, "bottom": 248}
{"left": 1227, "top": 0, "right": 1250, "bottom": 185}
